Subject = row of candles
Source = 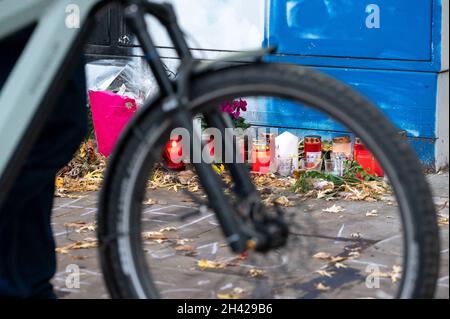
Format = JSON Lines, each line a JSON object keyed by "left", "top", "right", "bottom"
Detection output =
{"left": 252, "top": 134, "right": 384, "bottom": 177}
{"left": 163, "top": 133, "right": 384, "bottom": 178}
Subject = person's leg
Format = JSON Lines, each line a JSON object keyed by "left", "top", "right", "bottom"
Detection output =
{"left": 0, "top": 29, "right": 87, "bottom": 298}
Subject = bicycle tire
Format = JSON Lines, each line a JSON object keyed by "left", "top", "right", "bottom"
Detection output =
{"left": 98, "top": 63, "right": 440, "bottom": 299}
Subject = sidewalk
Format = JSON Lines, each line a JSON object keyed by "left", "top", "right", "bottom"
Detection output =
{"left": 51, "top": 173, "right": 449, "bottom": 299}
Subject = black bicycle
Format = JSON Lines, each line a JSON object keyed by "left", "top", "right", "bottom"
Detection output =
{"left": 94, "top": 1, "right": 440, "bottom": 299}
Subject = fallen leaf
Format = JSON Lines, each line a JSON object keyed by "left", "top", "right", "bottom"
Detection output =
{"left": 178, "top": 170, "right": 195, "bottom": 185}
{"left": 330, "top": 256, "right": 348, "bottom": 263}
{"left": 348, "top": 251, "right": 361, "bottom": 258}
{"left": 143, "top": 198, "right": 158, "bottom": 205}
{"left": 314, "top": 180, "right": 334, "bottom": 191}
{"left": 248, "top": 269, "right": 265, "bottom": 278}
{"left": 438, "top": 215, "right": 449, "bottom": 225}
{"left": 315, "top": 270, "right": 335, "bottom": 278}
{"left": 274, "top": 196, "right": 292, "bottom": 207}
{"left": 322, "top": 205, "right": 345, "bottom": 213}
{"left": 366, "top": 210, "right": 379, "bottom": 217}
{"left": 159, "top": 226, "right": 177, "bottom": 233}
{"left": 217, "top": 287, "right": 245, "bottom": 299}
{"left": 313, "top": 252, "right": 332, "bottom": 260}
{"left": 55, "top": 238, "right": 97, "bottom": 254}
{"left": 55, "top": 177, "right": 64, "bottom": 189}
{"left": 334, "top": 262, "right": 348, "bottom": 269}
{"left": 175, "top": 245, "right": 194, "bottom": 252}
{"left": 197, "top": 259, "right": 227, "bottom": 270}
{"left": 350, "top": 232, "right": 362, "bottom": 239}
{"left": 390, "top": 265, "right": 402, "bottom": 283}
{"left": 64, "top": 221, "right": 96, "bottom": 233}
{"left": 176, "top": 239, "right": 193, "bottom": 245}
{"left": 315, "top": 283, "right": 330, "bottom": 291}
{"left": 142, "top": 231, "right": 167, "bottom": 240}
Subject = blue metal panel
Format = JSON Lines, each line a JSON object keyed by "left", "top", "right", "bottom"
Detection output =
{"left": 244, "top": 66, "right": 438, "bottom": 139}
{"left": 264, "top": 0, "right": 444, "bottom": 72}
{"left": 259, "top": 0, "right": 443, "bottom": 165}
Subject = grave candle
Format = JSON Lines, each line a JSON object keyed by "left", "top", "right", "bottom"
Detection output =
{"left": 332, "top": 136, "right": 352, "bottom": 159}
{"left": 354, "top": 138, "right": 384, "bottom": 177}
{"left": 304, "top": 135, "right": 322, "bottom": 169}
{"left": 164, "top": 135, "right": 185, "bottom": 170}
{"left": 252, "top": 140, "right": 271, "bottom": 173}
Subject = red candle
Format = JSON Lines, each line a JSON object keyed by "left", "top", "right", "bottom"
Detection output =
{"left": 354, "top": 138, "right": 384, "bottom": 178}
{"left": 304, "top": 136, "right": 322, "bottom": 169}
{"left": 252, "top": 141, "right": 271, "bottom": 173}
{"left": 207, "top": 135, "right": 215, "bottom": 158}
{"left": 164, "top": 136, "right": 185, "bottom": 170}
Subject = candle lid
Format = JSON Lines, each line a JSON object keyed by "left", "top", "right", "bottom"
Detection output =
{"left": 304, "top": 135, "right": 322, "bottom": 144}
{"left": 333, "top": 136, "right": 351, "bottom": 144}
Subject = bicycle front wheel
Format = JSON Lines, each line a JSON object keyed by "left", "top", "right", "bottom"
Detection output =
{"left": 98, "top": 63, "right": 440, "bottom": 299}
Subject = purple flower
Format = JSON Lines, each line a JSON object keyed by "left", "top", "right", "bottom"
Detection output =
{"left": 221, "top": 99, "right": 247, "bottom": 119}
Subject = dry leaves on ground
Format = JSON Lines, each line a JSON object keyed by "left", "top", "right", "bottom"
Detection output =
{"left": 313, "top": 252, "right": 332, "bottom": 260}
{"left": 55, "top": 238, "right": 97, "bottom": 254}
{"left": 217, "top": 287, "right": 246, "bottom": 299}
{"left": 55, "top": 140, "right": 106, "bottom": 196}
{"left": 64, "top": 221, "right": 97, "bottom": 233}
{"left": 371, "top": 265, "right": 402, "bottom": 283}
{"left": 274, "top": 196, "right": 293, "bottom": 207}
{"left": 174, "top": 245, "right": 195, "bottom": 252}
{"left": 438, "top": 214, "right": 449, "bottom": 225}
{"left": 315, "top": 269, "right": 335, "bottom": 278}
{"left": 315, "top": 282, "right": 330, "bottom": 291}
{"left": 197, "top": 259, "right": 227, "bottom": 270}
{"left": 322, "top": 205, "right": 345, "bottom": 213}
{"left": 350, "top": 232, "right": 363, "bottom": 239}
{"left": 248, "top": 269, "right": 265, "bottom": 278}
{"left": 366, "top": 210, "right": 379, "bottom": 217}
{"left": 312, "top": 250, "right": 361, "bottom": 268}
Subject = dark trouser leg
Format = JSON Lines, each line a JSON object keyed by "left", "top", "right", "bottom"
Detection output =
{"left": 0, "top": 60, "right": 87, "bottom": 298}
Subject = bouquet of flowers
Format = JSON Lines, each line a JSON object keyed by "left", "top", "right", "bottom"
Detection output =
{"left": 220, "top": 99, "right": 251, "bottom": 130}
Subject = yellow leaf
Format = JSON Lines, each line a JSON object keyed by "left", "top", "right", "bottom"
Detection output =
{"left": 197, "top": 259, "right": 226, "bottom": 270}
{"left": 438, "top": 215, "right": 449, "bottom": 225}
{"left": 79, "top": 145, "right": 87, "bottom": 159}
{"left": 55, "top": 177, "right": 64, "bottom": 189}
{"left": 274, "top": 196, "right": 292, "bottom": 207}
{"left": 55, "top": 238, "right": 97, "bottom": 254}
{"left": 217, "top": 288, "right": 245, "bottom": 299}
{"left": 212, "top": 164, "right": 225, "bottom": 175}
{"left": 142, "top": 231, "right": 167, "bottom": 240}
{"left": 248, "top": 269, "right": 265, "bottom": 278}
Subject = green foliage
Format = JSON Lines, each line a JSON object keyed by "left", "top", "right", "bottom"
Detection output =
{"left": 293, "top": 160, "right": 382, "bottom": 193}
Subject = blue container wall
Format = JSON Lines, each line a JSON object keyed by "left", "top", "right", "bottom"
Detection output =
{"left": 253, "top": 0, "right": 445, "bottom": 166}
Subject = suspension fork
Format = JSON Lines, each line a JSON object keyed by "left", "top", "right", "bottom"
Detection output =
{"left": 124, "top": 1, "right": 249, "bottom": 253}
{"left": 204, "top": 111, "right": 259, "bottom": 200}
{"left": 172, "top": 109, "right": 251, "bottom": 253}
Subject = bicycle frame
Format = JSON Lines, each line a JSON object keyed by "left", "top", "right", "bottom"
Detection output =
{"left": 0, "top": 0, "right": 187, "bottom": 199}
{"left": 0, "top": 0, "right": 284, "bottom": 253}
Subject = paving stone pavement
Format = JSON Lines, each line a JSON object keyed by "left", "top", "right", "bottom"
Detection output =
{"left": 51, "top": 173, "right": 449, "bottom": 299}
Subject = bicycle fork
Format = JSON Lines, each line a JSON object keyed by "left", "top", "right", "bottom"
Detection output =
{"left": 124, "top": 0, "right": 288, "bottom": 254}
